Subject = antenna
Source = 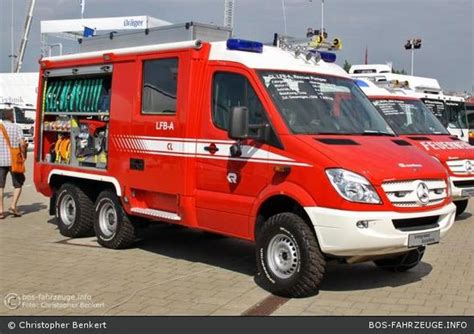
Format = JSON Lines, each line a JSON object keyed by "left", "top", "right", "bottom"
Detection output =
{"left": 80, "top": 0, "right": 85, "bottom": 19}
{"left": 321, "top": 0, "right": 324, "bottom": 36}
{"left": 224, "top": 0, "right": 235, "bottom": 30}
{"left": 281, "top": 0, "right": 288, "bottom": 36}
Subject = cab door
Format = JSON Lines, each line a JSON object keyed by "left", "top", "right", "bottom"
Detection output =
{"left": 195, "top": 67, "right": 277, "bottom": 238}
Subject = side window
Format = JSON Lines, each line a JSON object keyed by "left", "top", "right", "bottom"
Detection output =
{"left": 212, "top": 72, "right": 267, "bottom": 132}
{"left": 142, "top": 58, "right": 178, "bottom": 114}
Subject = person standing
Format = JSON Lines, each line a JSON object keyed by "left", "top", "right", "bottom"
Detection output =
{"left": 0, "top": 107, "right": 27, "bottom": 218}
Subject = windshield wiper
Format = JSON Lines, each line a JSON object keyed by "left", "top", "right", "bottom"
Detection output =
{"left": 359, "top": 130, "right": 396, "bottom": 137}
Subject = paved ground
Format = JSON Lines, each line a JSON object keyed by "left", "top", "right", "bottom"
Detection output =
{"left": 0, "top": 156, "right": 473, "bottom": 316}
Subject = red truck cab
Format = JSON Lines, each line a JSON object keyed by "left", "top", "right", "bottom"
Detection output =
{"left": 34, "top": 38, "right": 455, "bottom": 297}
{"left": 356, "top": 79, "right": 474, "bottom": 216}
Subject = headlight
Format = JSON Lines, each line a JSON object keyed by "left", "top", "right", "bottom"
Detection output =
{"left": 326, "top": 168, "right": 381, "bottom": 204}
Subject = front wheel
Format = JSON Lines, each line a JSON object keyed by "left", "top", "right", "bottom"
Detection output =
{"left": 374, "top": 247, "right": 425, "bottom": 272}
{"left": 256, "top": 212, "right": 326, "bottom": 298}
{"left": 93, "top": 190, "right": 137, "bottom": 249}
{"left": 454, "top": 199, "right": 469, "bottom": 216}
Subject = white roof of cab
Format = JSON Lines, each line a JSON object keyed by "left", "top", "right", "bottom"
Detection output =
{"left": 42, "top": 39, "right": 349, "bottom": 79}
{"left": 354, "top": 78, "right": 395, "bottom": 97}
{"left": 209, "top": 41, "right": 349, "bottom": 78}
{"left": 349, "top": 64, "right": 392, "bottom": 74}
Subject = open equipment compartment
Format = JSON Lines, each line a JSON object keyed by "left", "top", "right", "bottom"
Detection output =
{"left": 40, "top": 65, "right": 112, "bottom": 169}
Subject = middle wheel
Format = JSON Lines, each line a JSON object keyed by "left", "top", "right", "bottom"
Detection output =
{"left": 94, "top": 190, "right": 137, "bottom": 249}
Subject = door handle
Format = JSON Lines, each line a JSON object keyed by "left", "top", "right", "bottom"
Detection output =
{"left": 203, "top": 143, "right": 219, "bottom": 154}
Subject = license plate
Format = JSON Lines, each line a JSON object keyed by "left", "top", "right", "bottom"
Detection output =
{"left": 461, "top": 188, "right": 474, "bottom": 197}
{"left": 408, "top": 230, "right": 440, "bottom": 247}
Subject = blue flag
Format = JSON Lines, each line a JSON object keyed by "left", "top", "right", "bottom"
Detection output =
{"left": 83, "top": 26, "right": 95, "bottom": 37}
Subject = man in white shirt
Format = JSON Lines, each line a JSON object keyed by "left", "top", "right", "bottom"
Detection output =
{"left": 0, "top": 107, "right": 27, "bottom": 219}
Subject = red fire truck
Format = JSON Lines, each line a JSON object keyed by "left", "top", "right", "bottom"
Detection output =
{"left": 356, "top": 79, "right": 474, "bottom": 216}
{"left": 34, "top": 36, "right": 456, "bottom": 297}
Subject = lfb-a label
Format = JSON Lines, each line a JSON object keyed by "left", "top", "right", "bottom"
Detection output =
{"left": 156, "top": 121, "right": 175, "bottom": 131}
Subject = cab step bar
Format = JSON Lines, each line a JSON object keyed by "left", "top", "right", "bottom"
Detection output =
{"left": 130, "top": 207, "right": 181, "bottom": 221}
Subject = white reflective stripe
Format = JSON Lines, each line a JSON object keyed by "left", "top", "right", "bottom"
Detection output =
{"left": 48, "top": 169, "right": 122, "bottom": 196}
{"left": 112, "top": 135, "right": 311, "bottom": 167}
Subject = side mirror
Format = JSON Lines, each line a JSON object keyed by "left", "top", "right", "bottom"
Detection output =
{"left": 228, "top": 107, "right": 249, "bottom": 140}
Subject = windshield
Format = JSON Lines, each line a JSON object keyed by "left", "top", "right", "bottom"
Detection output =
{"left": 258, "top": 71, "right": 395, "bottom": 135}
{"left": 371, "top": 98, "right": 449, "bottom": 135}
{"left": 13, "top": 107, "right": 34, "bottom": 124}
{"left": 467, "top": 107, "right": 474, "bottom": 129}
{"left": 445, "top": 101, "right": 467, "bottom": 129}
{"left": 422, "top": 99, "right": 447, "bottom": 127}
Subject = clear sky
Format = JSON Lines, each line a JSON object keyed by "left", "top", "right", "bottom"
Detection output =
{"left": 0, "top": 0, "right": 472, "bottom": 92}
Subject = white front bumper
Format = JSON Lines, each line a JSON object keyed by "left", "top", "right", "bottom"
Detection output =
{"left": 304, "top": 203, "right": 456, "bottom": 257}
{"left": 450, "top": 176, "right": 474, "bottom": 200}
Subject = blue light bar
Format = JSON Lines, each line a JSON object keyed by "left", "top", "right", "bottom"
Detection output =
{"left": 355, "top": 79, "right": 370, "bottom": 88}
{"left": 226, "top": 39, "right": 263, "bottom": 53}
{"left": 319, "top": 51, "right": 337, "bottom": 63}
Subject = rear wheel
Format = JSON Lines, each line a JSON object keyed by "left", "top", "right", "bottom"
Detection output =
{"left": 93, "top": 190, "right": 137, "bottom": 249}
{"left": 56, "top": 183, "right": 94, "bottom": 237}
{"left": 374, "top": 247, "right": 425, "bottom": 272}
{"left": 256, "top": 212, "right": 326, "bottom": 298}
{"left": 454, "top": 199, "right": 469, "bottom": 216}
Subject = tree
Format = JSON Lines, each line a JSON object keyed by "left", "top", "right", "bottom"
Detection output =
{"left": 343, "top": 60, "right": 352, "bottom": 73}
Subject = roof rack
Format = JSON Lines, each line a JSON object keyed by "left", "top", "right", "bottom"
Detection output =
{"left": 79, "top": 22, "right": 232, "bottom": 52}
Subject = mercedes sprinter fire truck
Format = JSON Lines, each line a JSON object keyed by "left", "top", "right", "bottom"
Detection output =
{"left": 356, "top": 79, "right": 474, "bottom": 216}
{"left": 34, "top": 31, "right": 456, "bottom": 297}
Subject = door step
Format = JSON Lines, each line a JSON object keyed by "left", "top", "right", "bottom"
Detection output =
{"left": 131, "top": 208, "right": 181, "bottom": 221}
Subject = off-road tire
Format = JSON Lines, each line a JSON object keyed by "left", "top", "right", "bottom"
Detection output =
{"left": 56, "top": 183, "right": 94, "bottom": 237}
{"left": 94, "top": 190, "right": 137, "bottom": 249}
{"left": 374, "top": 246, "right": 425, "bottom": 272}
{"left": 454, "top": 199, "right": 468, "bottom": 216}
{"left": 256, "top": 212, "right": 326, "bottom": 298}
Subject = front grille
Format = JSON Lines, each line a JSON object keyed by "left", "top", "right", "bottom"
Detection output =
{"left": 392, "top": 215, "right": 440, "bottom": 231}
{"left": 453, "top": 180, "right": 474, "bottom": 188}
{"left": 446, "top": 159, "right": 474, "bottom": 175}
{"left": 382, "top": 179, "right": 447, "bottom": 208}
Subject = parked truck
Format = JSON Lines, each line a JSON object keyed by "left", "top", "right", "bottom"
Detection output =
{"left": 349, "top": 66, "right": 469, "bottom": 142}
{"left": 34, "top": 34, "right": 456, "bottom": 297}
{"left": 0, "top": 102, "right": 35, "bottom": 144}
{"left": 356, "top": 78, "right": 474, "bottom": 215}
